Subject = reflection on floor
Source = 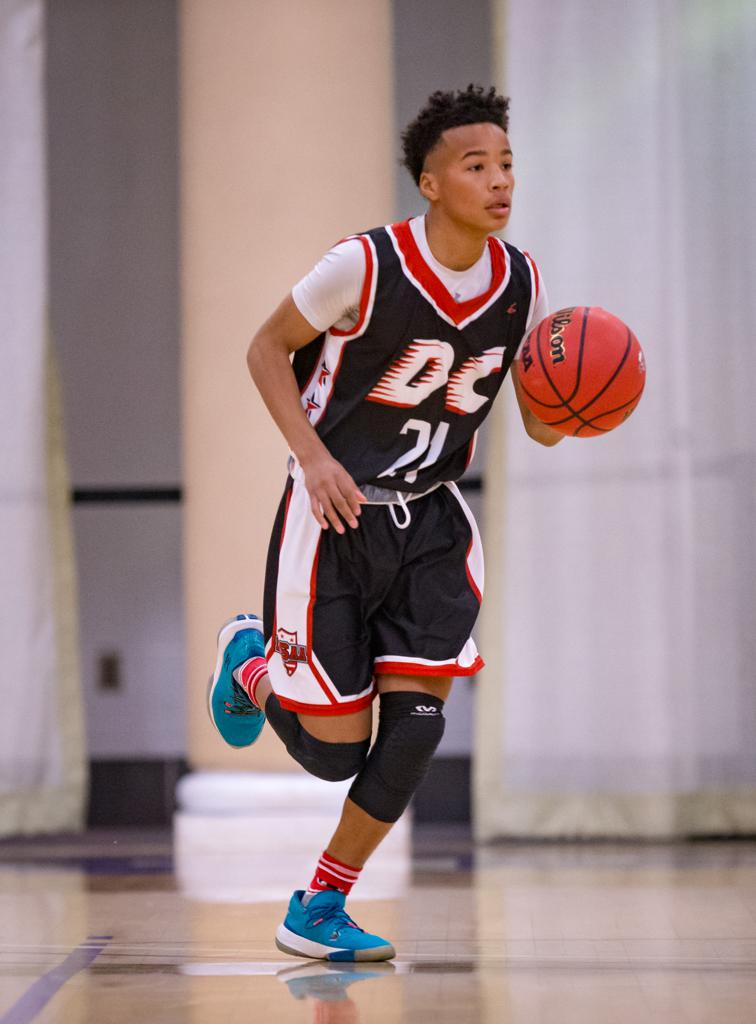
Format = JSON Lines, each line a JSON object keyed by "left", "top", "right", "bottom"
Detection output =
{"left": 1, "top": 825, "right": 755, "bottom": 1023}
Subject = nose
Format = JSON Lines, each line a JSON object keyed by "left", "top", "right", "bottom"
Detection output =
{"left": 491, "top": 165, "right": 510, "bottom": 191}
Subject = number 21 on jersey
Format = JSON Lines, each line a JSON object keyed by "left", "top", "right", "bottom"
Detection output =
{"left": 368, "top": 338, "right": 505, "bottom": 481}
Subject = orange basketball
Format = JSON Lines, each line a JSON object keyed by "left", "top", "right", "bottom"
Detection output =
{"left": 517, "top": 307, "right": 646, "bottom": 437}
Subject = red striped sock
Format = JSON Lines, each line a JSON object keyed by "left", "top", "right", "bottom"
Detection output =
{"left": 233, "top": 657, "right": 268, "bottom": 709}
{"left": 306, "top": 851, "right": 362, "bottom": 897}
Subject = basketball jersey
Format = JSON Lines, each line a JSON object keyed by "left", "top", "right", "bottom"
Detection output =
{"left": 292, "top": 220, "right": 543, "bottom": 494}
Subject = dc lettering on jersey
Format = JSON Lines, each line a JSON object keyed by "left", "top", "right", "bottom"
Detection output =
{"left": 367, "top": 340, "right": 505, "bottom": 414}
{"left": 367, "top": 340, "right": 454, "bottom": 407}
{"left": 274, "top": 628, "right": 308, "bottom": 676}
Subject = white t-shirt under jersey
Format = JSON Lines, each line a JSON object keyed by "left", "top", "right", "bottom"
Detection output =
{"left": 292, "top": 216, "right": 548, "bottom": 334}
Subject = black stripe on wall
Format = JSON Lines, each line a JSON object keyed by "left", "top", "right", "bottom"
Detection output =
{"left": 72, "top": 487, "right": 183, "bottom": 504}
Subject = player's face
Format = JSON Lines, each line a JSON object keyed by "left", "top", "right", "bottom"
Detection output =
{"left": 420, "top": 122, "right": 514, "bottom": 233}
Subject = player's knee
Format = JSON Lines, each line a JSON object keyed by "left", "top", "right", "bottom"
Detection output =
{"left": 348, "top": 691, "right": 446, "bottom": 823}
{"left": 298, "top": 729, "right": 371, "bottom": 781}
{"left": 264, "top": 693, "right": 369, "bottom": 781}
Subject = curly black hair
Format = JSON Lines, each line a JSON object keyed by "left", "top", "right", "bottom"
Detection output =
{"left": 401, "top": 85, "right": 510, "bottom": 185}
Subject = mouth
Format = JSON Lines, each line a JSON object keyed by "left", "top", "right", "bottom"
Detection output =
{"left": 487, "top": 201, "right": 511, "bottom": 216}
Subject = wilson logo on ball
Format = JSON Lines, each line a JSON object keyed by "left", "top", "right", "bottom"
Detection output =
{"left": 547, "top": 309, "right": 573, "bottom": 365}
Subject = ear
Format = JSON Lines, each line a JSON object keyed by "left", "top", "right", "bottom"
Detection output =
{"left": 419, "top": 169, "right": 438, "bottom": 202}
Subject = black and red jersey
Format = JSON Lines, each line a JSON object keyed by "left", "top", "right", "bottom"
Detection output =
{"left": 292, "top": 220, "right": 542, "bottom": 493}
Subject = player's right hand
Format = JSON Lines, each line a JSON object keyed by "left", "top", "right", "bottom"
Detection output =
{"left": 301, "top": 451, "right": 366, "bottom": 534}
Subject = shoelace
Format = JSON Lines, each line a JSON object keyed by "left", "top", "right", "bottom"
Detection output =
{"left": 224, "top": 680, "right": 259, "bottom": 716}
{"left": 306, "top": 902, "right": 363, "bottom": 935}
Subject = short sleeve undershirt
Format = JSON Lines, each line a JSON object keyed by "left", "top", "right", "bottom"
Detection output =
{"left": 291, "top": 215, "right": 548, "bottom": 333}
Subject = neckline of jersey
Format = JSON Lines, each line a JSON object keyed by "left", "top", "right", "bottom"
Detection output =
{"left": 390, "top": 219, "right": 507, "bottom": 327}
{"left": 409, "top": 215, "right": 491, "bottom": 284}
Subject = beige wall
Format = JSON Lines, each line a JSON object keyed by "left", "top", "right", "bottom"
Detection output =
{"left": 181, "top": 0, "right": 395, "bottom": 770}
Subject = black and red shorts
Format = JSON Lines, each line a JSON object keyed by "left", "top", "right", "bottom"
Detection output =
{"left": 263, "top": 477, "right": 484, "bottom": 715}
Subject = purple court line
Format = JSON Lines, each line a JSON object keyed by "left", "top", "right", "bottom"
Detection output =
{"left": 0, "top": 936, "right": 112, "bottom": 1024}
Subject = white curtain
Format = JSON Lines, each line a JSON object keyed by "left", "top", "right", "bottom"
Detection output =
{"left": 476, "top": 0, "right": 756, "bottom": 838}
{"left": 0, "top": 0, "right": 86, "bottom": 835}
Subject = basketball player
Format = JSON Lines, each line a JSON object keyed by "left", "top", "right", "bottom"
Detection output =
{"left": 208, "top": 85, "right": 563, "bottom": 962}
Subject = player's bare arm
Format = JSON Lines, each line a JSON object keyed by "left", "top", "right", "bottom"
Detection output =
{"left": 247, "top": 295, "right": 366, "bottom": 533}
{"left": 511, "top": 361, "right": 564, "bottom": 446}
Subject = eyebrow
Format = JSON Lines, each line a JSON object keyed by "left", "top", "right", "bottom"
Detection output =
{"left": 461, "top": 148, "right": 513, "bottom": 160}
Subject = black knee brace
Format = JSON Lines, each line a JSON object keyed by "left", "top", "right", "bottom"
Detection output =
{"left": 348, "top": 691, "right": 446, "bottom": 823}
{"left": 264, "top": 693, "right": 369, "bottom": 782}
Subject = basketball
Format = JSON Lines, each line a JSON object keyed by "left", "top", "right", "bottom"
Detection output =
{"left": 517, "top": 307, "right": 646, "bottom": 437}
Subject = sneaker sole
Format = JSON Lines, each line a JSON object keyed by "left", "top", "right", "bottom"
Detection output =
{"left": 206, "top": 615, "right": 265, "bottom": 747}
{"left": 275, "top": 924, "right": 395, "bottom": 962}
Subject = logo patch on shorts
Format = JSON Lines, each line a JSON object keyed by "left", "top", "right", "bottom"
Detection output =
{"left": 274, "top": 628, "right": 308, "bottom": 676}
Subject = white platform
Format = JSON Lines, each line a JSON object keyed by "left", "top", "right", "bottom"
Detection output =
{"left": 174, "top": 771, "right": 410, "bottom": 901}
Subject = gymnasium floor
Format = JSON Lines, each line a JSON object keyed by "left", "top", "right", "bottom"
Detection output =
{"left": 1, "top": 826, "right": 755, "bottom": 1023}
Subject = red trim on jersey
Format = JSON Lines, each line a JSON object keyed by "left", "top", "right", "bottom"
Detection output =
{"left": 523, "top": 250, "right": 540, "bottom": 301}
{"left": 299, "top": 234, "right": 373, "bottom": 402}
{"left": 277, "top": 688, "right": 377, "bottom": 715}
{"left": 374, "top": 655, "right": 485, "bottom": 677}
{"left": 366, "top": 395, "right": 422, "bottom": 409}
{"left": 465, "top": 539, "right": 483, "bottom": 604}
{"left": 306, "top": 542, "right": 338, "bottom": 705}
{"left": 390, "top": 220, "right": 507, "bottom": 326}
{"left": 330, "top": 235, "right": 375, "bottom": 337}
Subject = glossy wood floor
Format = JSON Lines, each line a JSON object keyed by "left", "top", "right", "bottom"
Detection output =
{"left": 1, "top": 826, "right": 755, "bottom": 1023}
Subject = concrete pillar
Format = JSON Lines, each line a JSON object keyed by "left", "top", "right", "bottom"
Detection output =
{"left": 180, "top": 0, "right": 395, "bottom": 773}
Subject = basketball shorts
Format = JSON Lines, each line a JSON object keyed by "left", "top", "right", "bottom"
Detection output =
{"left": 263, "top": 476, "right": 485, "bottom": 715}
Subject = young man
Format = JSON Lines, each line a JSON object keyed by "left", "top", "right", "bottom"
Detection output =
{"left": 208, "top": 85, "right": 562, "bottom": 962}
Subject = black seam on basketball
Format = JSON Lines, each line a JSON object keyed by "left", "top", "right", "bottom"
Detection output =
{"left": 532, "top": 309, "right": 602, "bottom": 434}
{"left": 519, "top": 378, "right": 568, "bottom": 409}
{"left": 532, "top": 308, "right": 598, "bottom": 431}
{"left": 544, "top": 385, "right": 642, "bottom": 432}
{"left": 539, "top": 306, "right": 590, "bottom": 407}
{"left": 534, "top": 314, "right": 570, "bottom": 406}
{"left": 574, "top": 421, "right": 609, "bottom": 436}
{"left": 566, "top": 306, "right": 590, "bottom": 405}
{"left": 538, "top": 404, "right": 599, "bottom": 431}
{"left": 577, "top": 386, "right": 644, "bottom": 429}
{"left": 519, "top": 316, "right": 573, "bottom": 408}
{"left": 542, "top": 408, "right": 610, "bottom": 430}
{"left": 539, "top": 404, "right": 601, "bottom": 432}
{"left": 572, "top": 327, "right": 633, "bottom": 418}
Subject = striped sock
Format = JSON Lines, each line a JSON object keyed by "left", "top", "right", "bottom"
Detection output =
{"left": 306, "top": 851, "right": 362, "bottom": 899}
{"left": 233, "top": 657, "right": 268, "bottom": 709}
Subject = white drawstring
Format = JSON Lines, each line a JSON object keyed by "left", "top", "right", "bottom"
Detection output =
{"left": 388, "top": 490, "right": 412, "bottom": 529}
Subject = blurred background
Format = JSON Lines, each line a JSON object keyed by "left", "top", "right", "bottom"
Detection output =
{"left": 2, "top": 0, "right": 755, "bottom": 849}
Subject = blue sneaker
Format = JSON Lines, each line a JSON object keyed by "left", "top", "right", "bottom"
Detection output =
{"left": 275, "top": 890, "right": 395, "bottom": 962}
{"left": 207, "top": 614, "right": 266, "bottom": 749}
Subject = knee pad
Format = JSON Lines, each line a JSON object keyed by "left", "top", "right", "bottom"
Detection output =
{"left": 348, "top": 691, "right": 446, "bottom": 823}
{"left": 264, "top": 694, "right": 369, "bottom": 781}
